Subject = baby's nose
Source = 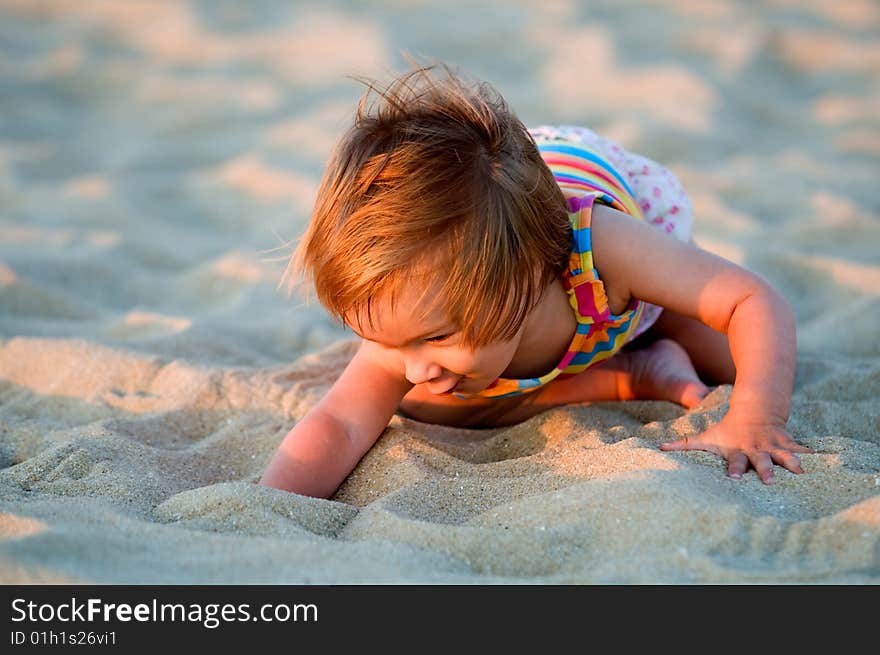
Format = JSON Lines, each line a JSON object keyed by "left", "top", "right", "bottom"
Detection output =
{"left": 404, "top": 358, "right": 443, "bottom": 386}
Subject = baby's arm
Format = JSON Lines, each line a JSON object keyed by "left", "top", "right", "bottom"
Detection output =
{"left": 591, "top": 204, "right": 811, "bottom": 483}
{"left": 259, "top": 341, "right": 412, "bottom": 498}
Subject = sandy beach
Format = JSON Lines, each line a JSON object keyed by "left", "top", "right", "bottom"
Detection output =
{"left": 1, "top": 0, "right": 878, "bottom": 583}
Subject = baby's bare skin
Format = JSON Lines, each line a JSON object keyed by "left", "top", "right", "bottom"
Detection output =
{"left": 399, "top": 338, "right": 708, "bottom": 428}
{"left": 261, "top": 205, "right": 809, "bottom": 497}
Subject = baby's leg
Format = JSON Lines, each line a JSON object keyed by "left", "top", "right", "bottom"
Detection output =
{"left": 400, "top": 339, "right": 708, "bottom": 428}
{"left": 524, "top": 339, "right": 710, "bottom": 418}
{"left": 629, "top": 309, "right": 735, "bottom": 386}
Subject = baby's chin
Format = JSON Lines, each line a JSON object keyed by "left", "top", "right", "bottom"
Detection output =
{"left": 453, "top": 376, "right": 501, "bottom": 399}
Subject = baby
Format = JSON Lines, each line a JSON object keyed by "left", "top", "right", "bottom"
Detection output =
{"left": 259, "top": 64, "right": 811, "bottom": 499}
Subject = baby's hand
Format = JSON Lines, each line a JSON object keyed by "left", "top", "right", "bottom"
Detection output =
{"left": 659, "top": 415, "right": 813, "bottom": 484}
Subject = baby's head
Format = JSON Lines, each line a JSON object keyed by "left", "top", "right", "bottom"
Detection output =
{"left": 289, "top": 64, "right": 570, "bottom": 349}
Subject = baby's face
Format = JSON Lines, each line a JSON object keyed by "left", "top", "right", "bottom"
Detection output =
{"left": 347, "top": 281, "right": 523, "bottom": 397}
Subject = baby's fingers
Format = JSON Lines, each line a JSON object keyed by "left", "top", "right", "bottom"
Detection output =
{"left": 771, "top": 449, "right": 805, "bottom": 475}
{"left": 659, "top": 437, "right": 689, "bottom": 452}
{"left": 659, "top": 436, "right": 721, "bottom": 456}
{"left": 773, "top": 429, "right": 813, "bottom": 454}
{"left": 727, "top": 450, "right": 749, "bottom": 480}
{"left": 749, "top": 451, "right": 775, "bottom": 484}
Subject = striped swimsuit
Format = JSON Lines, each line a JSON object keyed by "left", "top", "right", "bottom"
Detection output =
{"left": 461, "top": 132, "right": 649, "bottom": 400}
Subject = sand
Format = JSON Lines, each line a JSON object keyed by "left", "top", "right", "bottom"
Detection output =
{"left": 0, "top": 0, "right": 878, "bottom": 584}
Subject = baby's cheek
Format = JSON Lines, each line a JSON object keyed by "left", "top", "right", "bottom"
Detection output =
{"left": 445, "top": 345, "right": 494, "bottom": 376}
{"left": 474, "top": 343, "right": 517, "bottom": 374}
{"left": 446, "top": 350, "right": 479, "bottom": 373}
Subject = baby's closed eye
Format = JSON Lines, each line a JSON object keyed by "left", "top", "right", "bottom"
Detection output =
{"left": 424, "top": 333, "right": 454, "bottom": 343}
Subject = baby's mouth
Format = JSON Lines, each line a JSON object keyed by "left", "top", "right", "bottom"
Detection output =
{"left": 430, "top": 377, "right": 463, "bottom": 395}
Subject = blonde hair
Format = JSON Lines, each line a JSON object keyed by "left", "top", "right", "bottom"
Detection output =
{"left": 285, "top": 63, "right": 571, "bottom": 347}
